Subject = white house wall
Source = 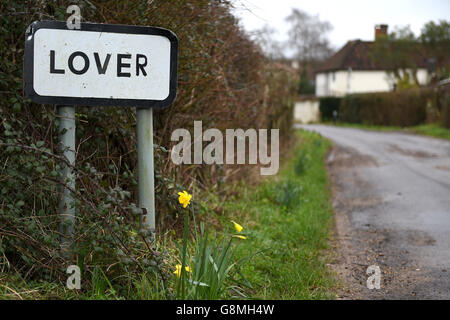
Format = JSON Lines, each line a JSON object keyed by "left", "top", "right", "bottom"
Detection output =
{"left": 315, "top": 69, "right": 429, "bottom": 97}
{"left": 413, "top": 69, "right": 429, "bottom": 85}
{"left": 294, "top": 100, "right": 320, "bottom": 124}
{"left": 316, "top": 73, "right": 328, "bottom": 96}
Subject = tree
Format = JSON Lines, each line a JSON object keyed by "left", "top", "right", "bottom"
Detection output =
{"left": 285, "top": 8, "right": 334, "bottom": 64}
{"left": 371, "top": 25, "right": 422, "bottom": 89}
{"left": 420, "top": 20, "right": 450, "bottom": 81}
{"left": 252, "top": 24, "right": 285, "bottom": 61}
{"left": 298, "top": 68, "right": 315, "bottom": 94}
{"left": 285, "top": 9, "right": 334, "bottom": 94}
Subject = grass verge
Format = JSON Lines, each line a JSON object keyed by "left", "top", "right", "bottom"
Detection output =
{"left": 220, "top": 129, "right": 336, "bottom": 299}
{"left": 1, "top": 129, "right": 337, "bottom": 300}
{"left": 329, "top": 122, "right": 450, "bottom": 140}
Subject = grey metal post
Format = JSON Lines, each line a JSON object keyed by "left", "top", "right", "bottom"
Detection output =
{"left": 58, "top": 105, "right": 76, "bottom": 251}
{"left": 136, "top": 107, "right": 155, "bottom": 233}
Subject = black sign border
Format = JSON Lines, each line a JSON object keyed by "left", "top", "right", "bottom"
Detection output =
{"left": 24, "top": 21, "right": 178, "bottom": 108}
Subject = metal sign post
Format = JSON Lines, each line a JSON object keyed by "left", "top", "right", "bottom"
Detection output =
{"left": 57, "top": 105, "right": 76, "bottom": 249}
{"left": 24, "top": 21, "right": 178, "bottom": 242}
{"left": 137, "top": 107, "right": 155, "bottom": 232}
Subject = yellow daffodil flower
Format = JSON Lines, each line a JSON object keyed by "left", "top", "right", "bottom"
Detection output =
{"left": 231, "top": 220, "right": 243, "bottom": 233}
{"left": 233, "top": 235, "right": 247, "bottom": 240}
{"left": 173, "top": 264, "right": 192, "bottom": 277}
{"left": 178, "top": 191, "right": 192, "bottom": 208}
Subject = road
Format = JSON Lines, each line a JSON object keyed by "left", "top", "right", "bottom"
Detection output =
{"left": 298, "top": 124, "right": 450, "bottom": 299}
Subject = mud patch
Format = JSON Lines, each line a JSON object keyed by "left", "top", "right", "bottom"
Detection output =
{"left": 406, "top": 230, "right": 436, "bottom": 247}
{"left": 327, "top": 146, "right": 378, "bottom": 168}
{"left": 435, "top": 165, "right": 450, "bottom": 172}
{"left": 340, "top": 196, "right": 383, "bottom": 212}
{"left": 386, "top": 144, "right": 437, "bottom": 159}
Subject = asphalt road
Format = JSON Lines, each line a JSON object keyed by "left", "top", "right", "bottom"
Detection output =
{"left": 298, "top": 124, "right": 450, "bottom": 299}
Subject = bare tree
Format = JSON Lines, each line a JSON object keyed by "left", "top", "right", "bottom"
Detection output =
{"left": 252, "top": 24, "right": 285, "bottom": 60}
{"left": 286, "top": 8, "right": 334, "bottom": 94}
{"left": 286, "top": 8, "right": 334, "bottom": 64}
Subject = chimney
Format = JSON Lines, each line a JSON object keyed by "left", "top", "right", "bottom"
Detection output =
{"left": 375, "top": 24, "right": 388, "bottom": 40}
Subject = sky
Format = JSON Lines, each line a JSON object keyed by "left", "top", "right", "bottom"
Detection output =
{"left": 232, "top": 0, "right": 450, "bottom": 56}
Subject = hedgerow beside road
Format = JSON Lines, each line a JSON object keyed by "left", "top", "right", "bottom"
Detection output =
{"left": 0, "top": 0, "right": 298, "bottom": 299}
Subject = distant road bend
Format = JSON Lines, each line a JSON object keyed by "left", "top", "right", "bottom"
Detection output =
{"left": 298, "top": 124, "right": 450, "bottom": 299}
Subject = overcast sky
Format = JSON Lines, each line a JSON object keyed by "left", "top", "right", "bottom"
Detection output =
{"left": 232, "top": 0, "right": 450, "bottom": 56}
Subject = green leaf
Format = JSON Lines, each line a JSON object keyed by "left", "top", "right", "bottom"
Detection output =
{"left": 12, "top": 102, "right": 21, "bottom": 112}
{"left": 36, "top": 166, "right": 46, "bottom": 173}
{"left": 3, "top": 122, "right": 11, "bottom": 130}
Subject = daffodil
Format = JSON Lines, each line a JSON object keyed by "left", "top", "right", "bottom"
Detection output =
{"left": 233, "top": 235, "right": 247, "bottom": 240}
{"left": 173, "top": 264, "right": 192, "bottom": 277}
{"left": 178, "top": 190, "right": 192, "bottom": 208}
{"left": 231, "top": 220, "right": 243, "bottom": 233}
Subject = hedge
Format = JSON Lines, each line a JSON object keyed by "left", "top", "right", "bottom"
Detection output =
{"left": 438, "top": 85, "right": 450, "bottom": 129}
{"left": 0, "top": 0, "right": 298, "bottom": 286}
{"left": 339, "top": 89, "right": 433, "bottom": 126}
{"left": 319, "top": 97, "right": 341, "bottom": 121}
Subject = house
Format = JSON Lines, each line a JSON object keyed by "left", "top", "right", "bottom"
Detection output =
{"left": 315, "top": 25, "right": 430, "bottom": 97}
{"left": 294, "top": 24, "right": 432, "bottom": 123}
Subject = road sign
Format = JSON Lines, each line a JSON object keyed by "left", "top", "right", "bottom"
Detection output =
{"left": 25, "top": 21, "right": 178, "bottom": 108}
{"left": 24, "top": 21, "right": 178, "bottom": 248}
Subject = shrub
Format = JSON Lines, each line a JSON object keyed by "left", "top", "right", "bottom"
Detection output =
{"left": 438, "top": 85, "right": 450, "bottom": 129}
{"left": 0, "top": 0, "right": 297, "bottom": 295}
{"left": 339, "top": 95, "right": 362, "bottom": 123}
{"left": 442, "top": 98, "right": 450, "bottom": 128}
{"left": 340, "top": 89, "right": 432, "bottom": 126}
{"left": 319, "top": 97, "right": 342, "bottom": 121}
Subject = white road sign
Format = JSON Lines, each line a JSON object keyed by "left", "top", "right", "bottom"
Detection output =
{"left": 25, "top": 21, "right": 178, "bottom": 108}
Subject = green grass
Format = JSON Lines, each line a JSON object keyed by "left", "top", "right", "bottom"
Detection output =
{"left": 410, "top": 124, "right": 450, "bottom": 140}
{"left": 0, "top": 273, "right": 79, "bottom": 300}
{"left": 222, "top": 130, "right": 337, "bottom": 299}
{"left": 1, "top": 130, "right": 337, "bottom": 300}
{"left": 330, "top": 122, "right": 450, "bottom": 140}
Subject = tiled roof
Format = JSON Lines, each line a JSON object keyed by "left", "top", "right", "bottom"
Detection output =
{"left": 315, "top": 40, "right": 428, "bottom": 73}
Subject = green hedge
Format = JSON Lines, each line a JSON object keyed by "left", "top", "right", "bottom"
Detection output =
{"left": 438, "top": 87, "right": 450, "bottom": 129}
{"left": 0, "top": 0, "right": 298, "bottom": 288}
{"left": 319, "top": 97, "right": 341, "bottom": 121}
{"left": 339, "top": 89, "right": 433, "bottom": 126}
